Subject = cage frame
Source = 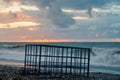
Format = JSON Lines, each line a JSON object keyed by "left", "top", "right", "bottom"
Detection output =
{"left": 24, "top": 44, "right": 90, "bottom": 78}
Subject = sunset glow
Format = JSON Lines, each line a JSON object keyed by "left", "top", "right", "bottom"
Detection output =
{"left": 0, "top": 22, "right": 40, "bottom": 28}
{"left": 0, "top": 39, "right": 119, "bottom": 42}
{"left": 0, "top": 39, "right": 78, "bottom": 42}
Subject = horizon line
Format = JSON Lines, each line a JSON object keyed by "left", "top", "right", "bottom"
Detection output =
{"left": 0, "top": 39, "right": 120, "bottom": 42}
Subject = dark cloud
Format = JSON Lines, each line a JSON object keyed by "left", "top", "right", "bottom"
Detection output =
{"left": 21, "top": 0, "right": 120, "bottom": 28}
{"left": 58, "top": 0, "right": 119, "bottom": 9}
{"left": 48, "top": 1, "right": 75, "bottom": 28}
{"left": 56, "top": 0, "right": 119, "bottom": 17}
{"left": 88, "top": 0, "right": 119, "bottom": 7}
{"left": 28, "top": 0, "right": 75, "bottom": 28}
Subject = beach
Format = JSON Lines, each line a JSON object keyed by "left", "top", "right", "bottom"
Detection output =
{"left": 0, "top": 61, "right": 24, "bottom": 67}
{"left": 0, "top": 61, "right": 120, "bottom": 80}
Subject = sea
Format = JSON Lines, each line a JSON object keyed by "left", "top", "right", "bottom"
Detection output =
{"left": 0, "top": 42, "right": 120, "bottom": 74}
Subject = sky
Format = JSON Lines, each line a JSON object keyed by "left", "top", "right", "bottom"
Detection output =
{"left": 0, "top": 0, "right": 120, "bottom": 42}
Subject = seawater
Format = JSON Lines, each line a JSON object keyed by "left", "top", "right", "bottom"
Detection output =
{"left": 0, "top": 42, "right": 120, "bottom": 74}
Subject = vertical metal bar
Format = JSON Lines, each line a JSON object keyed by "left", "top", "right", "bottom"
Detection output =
{"left": 56, "top": 48, "right": 59, "bottom": 72}
{"left": 39, "top": 46, "right": 42, "bottom": 74}
{"left": 87, "top": 49, "right": 90, "bottom": 78}
{"left": 83, "top": 49, "right": 86, "bottom": 76}
{"left": 65, "top": 48, "right": 68, "bottom": 74}
{"left": 72, "top": 49, "right": 75, "bottom": 74}
{"left": 80, "top": 49, "right": 82, "bottom": 75}
{"left": 58, "top": 48, "right": 60, "bottom": 73}
{"left": 70, "top": 48, "right": 73, "bottom": 74}
{"left": 46, "top": 47, "right": 48, "bottom": 72}
{"left": 74, "top": 49, "right": 76, "bottom": 74}
{"left": 74, "top": 49, "right": 77, "bottom": 74}
{"left": 27, "top": 45, "right": 30, "bottom": 74}
{"left": 53, "top": 47, "right": 55, "bottom": 73}
{"left": 55, "top": 47, "right": 57, "bottom": 73}
{"left": 32, "top": 45, "right": 34, "bottom": 74}
{"left": 48, "top": 47, "right": 50, "bottom": 71}
{"left": 32, "top": 45, "right": 35, "bottom": 74}
{"left": 44, "top": 47, "right": 46, "bottom": 72}
{"left": 77, "top": 49, "right": 79, "bottom": 74}
{"left": 78, "top": 49, "right": 79, "bottom": 74}
{"left": 29, "top": 45, "right": 32, "bottom": 74}
{"left": 61, "top": 48, "right": 64, "bottom": 74}
{"left": 35, "top": 45, "right": 38, "bottom": 75}
{"left": 50, "top": 47, "right": 52, "bottom": 72}
{"left": 51, "top": 47, "right": 54, "bottom": 72}
{"left": 24, "top": 44, "right": 27, "bottom": 75}
{"left": 48, "top": 47, "right": 50, "bottom": 72}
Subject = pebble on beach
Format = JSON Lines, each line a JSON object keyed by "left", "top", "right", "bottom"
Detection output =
{"left": 0, "top": 65, "right": 120, "bottom": 80}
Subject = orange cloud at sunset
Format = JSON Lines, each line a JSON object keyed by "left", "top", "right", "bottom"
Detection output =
{"left": 0, "top": 21, "right": 40, "bottom": 29}
{"left": 114, "top": 38, "right": 120, "bottom": 42}
{"left": 0, "top": 12, "right": 33, "bottom": 23}
{"left": 3, "top": 0, "right": 20, "bottom": 2}
{"left": 0, "top": 1, "right": 39, "bottom": 13}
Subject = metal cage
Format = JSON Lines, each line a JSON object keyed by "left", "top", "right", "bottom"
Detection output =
{"left": 24, "top": 44, "right": 90, "bottom": 78}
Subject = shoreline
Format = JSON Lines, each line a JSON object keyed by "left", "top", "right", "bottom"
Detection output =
{"left": 0, "top": 61, "right": 24, "bottom": 67}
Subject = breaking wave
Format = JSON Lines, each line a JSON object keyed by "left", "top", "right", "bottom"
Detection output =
{"left": 91, "top": 47, "right": 120, "bottom": 67}
{"left": 2, "top": 44, "right": 25, "bottom": 49}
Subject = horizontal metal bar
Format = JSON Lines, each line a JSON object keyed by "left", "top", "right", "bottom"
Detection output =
{"left": 26, "top": 44, "right": 90, "bottom": 50}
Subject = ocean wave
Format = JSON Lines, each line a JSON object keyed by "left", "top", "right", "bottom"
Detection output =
{"left": 91, "top": 47, "right": 120, "bottom": 67}
{"left": 2, "top": 44, "right": 25, "bottom": 49}
{"left": 0, "top": 45, "right": 120, "bottom": 67}
{"left": 0, "top": 47, "right": 25, "bottom": 61}
{"left": 91, "top": 47, "right": 120, "bottom": 55}
{"left": 0, "top": 58, "right": 24, "bottom": 63}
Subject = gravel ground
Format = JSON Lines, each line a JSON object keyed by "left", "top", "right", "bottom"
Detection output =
{"left": 0, "top": 65, "right": 120, "bottom": 80}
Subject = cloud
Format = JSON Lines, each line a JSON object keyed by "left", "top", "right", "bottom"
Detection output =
{"left": 56, "top": 0, "right": 120, "bottom": 17}
{"left": 23, "top": 0, "right": 75, "bottom": 28}
{"left": 88, "top": 26, "right": 97, "bottom": 31}
{"left": 0, "top": 1, "right": 39, "bottom": 13}
{"left": 2, "top": 0, "right": 20, "bottom": 2}
{"left": 111, "top": 23, "right": 120, "bottom": 28}
{"left": 73, "top": 16, "right": 92, "bottom": 20}
{"left": 0, "top": 21, "right": 40, "bottom": 29}
{"left": 0, "top": 12, "right": 34, "bottom": 23}
{"left": 4, "top": 0, "right": 118, "bottom": 28}
{"left": 48, "top": 1, "right": 75, "bottom": 28}
{"left": 37, "top": 0, "right": 56, "bottom": 7}
{"left": 0, "top": 0, "right": 120, "bottom": 41}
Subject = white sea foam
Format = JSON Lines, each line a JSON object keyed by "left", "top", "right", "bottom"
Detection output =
{"left": 90, "top": 47, "right": 120, "bottom": 67}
